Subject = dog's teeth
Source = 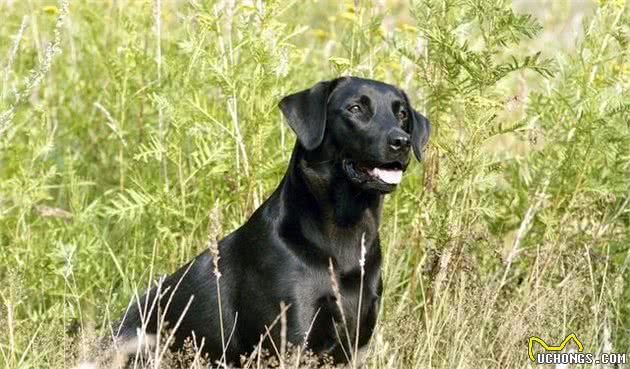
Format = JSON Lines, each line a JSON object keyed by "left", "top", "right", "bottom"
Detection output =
{"left": 373, "top": 168, "right": 402, "bottom": 184}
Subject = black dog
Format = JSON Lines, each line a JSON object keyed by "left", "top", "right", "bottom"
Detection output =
{"left": 114, "top": 76, "right": 430, "bottom": 365}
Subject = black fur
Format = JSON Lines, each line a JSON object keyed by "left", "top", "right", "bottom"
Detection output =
{"left": 114, "top": 76, "right": 430, "bottom": 364}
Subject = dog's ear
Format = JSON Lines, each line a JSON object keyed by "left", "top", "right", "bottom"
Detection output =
{"left": 402, "top": 92, "right": 431, "bottom": 161}
{"left": 279, "top": 79, "right": 341, "bottom": 151}
{"left": 410, "top": 109, "right": 431, "bottom": 161}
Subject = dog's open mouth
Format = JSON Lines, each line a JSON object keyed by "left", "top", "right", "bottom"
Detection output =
{"left": 342, "top": 160, "right": 405, "bottom": 185}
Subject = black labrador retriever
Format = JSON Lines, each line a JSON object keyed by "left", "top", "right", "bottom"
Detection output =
{"left": 114, "top": 76, "right": 430, "bottom": 365}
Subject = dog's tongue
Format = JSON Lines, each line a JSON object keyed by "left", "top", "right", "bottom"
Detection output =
{"left": 370, "top": 167, "right": 403, "bottom": 184}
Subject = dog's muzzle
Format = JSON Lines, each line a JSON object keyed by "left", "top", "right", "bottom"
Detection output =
{"left": 342, "top": 159, "right": 405, "bottom": 186}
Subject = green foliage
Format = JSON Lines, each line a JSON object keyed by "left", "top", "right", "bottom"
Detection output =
{"left": 0, "top": 0, "right": 629, "bottom": 368}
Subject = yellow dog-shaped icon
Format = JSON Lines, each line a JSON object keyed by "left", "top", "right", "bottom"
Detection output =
{"left": 528, "top": 334, "right": 584, "bottom": 362}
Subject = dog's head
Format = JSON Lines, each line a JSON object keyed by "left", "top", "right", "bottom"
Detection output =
{"left": 279, "top": 76, "right": 430, "bottom": 193}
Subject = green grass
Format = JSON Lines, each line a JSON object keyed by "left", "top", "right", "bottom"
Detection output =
{"left": 1, "top": 0, "right": 629, "bottom": 368}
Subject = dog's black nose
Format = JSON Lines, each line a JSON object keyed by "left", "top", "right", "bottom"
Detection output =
{"left": 388, "top": 130, "right": 411, "bottom": 151}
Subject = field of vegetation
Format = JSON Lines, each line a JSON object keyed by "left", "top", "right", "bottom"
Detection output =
{"left": 1, "top": 0, "right": 629, "bottom": 368}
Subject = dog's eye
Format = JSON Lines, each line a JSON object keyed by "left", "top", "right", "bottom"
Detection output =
{"left": 348, "top": 105, "right": 362, "bottom": 114}
{"left": 398, "top": 110, "right": 408, "bottom": 121}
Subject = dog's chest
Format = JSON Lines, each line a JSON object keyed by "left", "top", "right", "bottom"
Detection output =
{"left": 300, "top": 208, "right": 378, "bottom": 268}
{"left": 329, "top": 225, "right": 375, "bottom": 271}
{"left": 286, "top": 236, "right": 381, "bottom": 350}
